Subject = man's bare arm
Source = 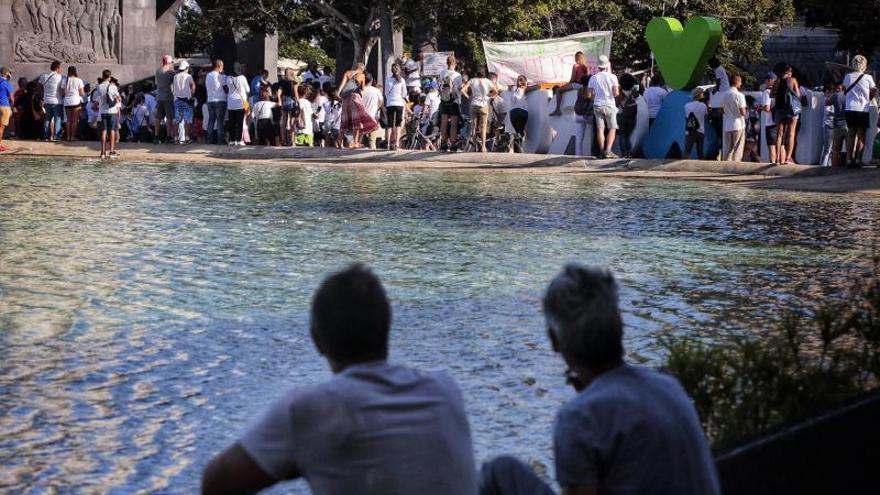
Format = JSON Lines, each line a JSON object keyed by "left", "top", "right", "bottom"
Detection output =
{"left": 202, "top": 442, "right": 280, "bottom": 495}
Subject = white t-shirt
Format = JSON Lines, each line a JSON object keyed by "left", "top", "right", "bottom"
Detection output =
{"left": 39, "top": 71, "right": 64, "bottom": 105}
{"left": 297, "top": 98, "right": 313, "bottom": 134}
{"left": 643, "top": 86, "right": 668, "bottom": 118}
{"left": 362, "top": 85, "right": 383, "bottom": 119}
{"left": 385, "top": 77, "right": 408, "bottom": 107}
{"left": 133, "top": 104, "right": 151, "bottom": 127}
{"left": 438, "top": 68, "right": 463, "bottom": 104}
{"left": 144, "top": 93, "right": 157, "bottom": 116}
{"left": 93, "top": 82, "right": 120, "bottom": 115}
{"left": 425, "top": 91, "right": 441, "bottom": 118}
{"left": 588, "top": 70, "right": 619, "bottom": 108}
{"left": 684, "top": 100, "right": 708, "bottom": 134}
{"left": 239, "top": 361, "right": 477, "bottom": 495}
{"left": 510, "top": 87, "right": 528, "bottom": 111}
{"left": 760, "top": 89, "right": 775, "bottom": 127}
{"left": 313, "top": 94, "right": 328, "bottom": 124}
{"left": 468, "top": 78, "right": 494, "bottom": 108}
{"left": 842, "top": 72, "right": 877, "bottom": 112}
{"left": 63, "top": 76, "right": 85, "bottom": 106}
{"left": 405, "top": 59, "right": 421, "bottom": 87}
{"left": 205, "top": 70, "right": 227, "bottom": 102}
{"left": 252, "top": 100, "right": 277, "bottom": 120}
{"left": 172, "top": 72, "right": 194, "bottom": 99}
{"left": 721, "top": 89, "right": 746, "bottom": 132}
{"left": 226, "top": 75, "right": 249, "bottom": 110}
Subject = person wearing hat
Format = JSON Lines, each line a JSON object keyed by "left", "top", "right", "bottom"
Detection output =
{"left": 172, "top": 59, "right": 196, "bottom": 144}
{"left": 154, "top": 55, "right": 176, "bottom": 143}
{"left": 684, "top": 87, "right": 708, "bottom": 160}
{"left": 587, "top": 54, "right": 620, "bottom": 158}
{"left": 0, "top": 66, "right": 15, "bottom": 152}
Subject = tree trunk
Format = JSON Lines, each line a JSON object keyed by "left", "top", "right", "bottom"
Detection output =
{"left": 378, "top": 2, "right": 395, "bottom": 82}
{"left": 212, "top": 23, "right": 238, "bottom": 75}
{"left": 412, "top": 10, "right": 439, "bottom": 54}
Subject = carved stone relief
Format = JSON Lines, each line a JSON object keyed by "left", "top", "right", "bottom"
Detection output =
{"left": 11, "top": 0, "right": 121, "bottom": 63}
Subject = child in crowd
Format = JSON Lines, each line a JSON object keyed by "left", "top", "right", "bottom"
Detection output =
{"left": 550, "top": 51, "right": 589, "bottom": 116}
{"left": 324, "top": 88, "right": 342, "bottom": 148}
{"left": 131, "top": 93, "right": 153, "bottom": 142}
{"left": 683, "top": 87, "right": 708, "bottom": 160}
{"left": 252, "top": 88, "right": 281, "bottom": 146}
{"left": 296, "top": 85, "right": 314, "bottom": 146}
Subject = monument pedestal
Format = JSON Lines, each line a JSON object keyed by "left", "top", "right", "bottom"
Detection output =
{"left": 0, "top": 0, "right": 179, "bottom": 84}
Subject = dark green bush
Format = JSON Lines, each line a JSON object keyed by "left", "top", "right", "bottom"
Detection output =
{"left": 661, "top": 259, "right": 880, "bottom": 450}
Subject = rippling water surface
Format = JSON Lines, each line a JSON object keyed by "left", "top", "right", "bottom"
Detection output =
{"left": 1, "top": 158, "right": 878, "bottom": 493}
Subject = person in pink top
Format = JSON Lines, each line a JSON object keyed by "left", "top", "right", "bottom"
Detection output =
{"left": 550, "top": 51, "right": 589, "bottom": 116}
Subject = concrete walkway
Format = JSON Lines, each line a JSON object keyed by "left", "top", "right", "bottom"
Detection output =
{"left": 4, "top": 140, "right": 880, "bottom": 195}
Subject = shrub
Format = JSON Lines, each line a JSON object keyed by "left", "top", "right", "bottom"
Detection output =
{"left": 661, "top": 258, "right": 880, "bottom": 450}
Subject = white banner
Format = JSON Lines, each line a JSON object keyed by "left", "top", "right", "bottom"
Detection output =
{"left": 421, "top": 52, "right": 454, "bottom": 77}
{"left": 482, "top": 32, "right": 613, "bottom": 86}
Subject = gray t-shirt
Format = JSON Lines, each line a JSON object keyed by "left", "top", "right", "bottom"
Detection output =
{"left": 155, "top": 67, "right": 174, "bottom": 101}
{"left": 554, "top": 364, "right": 720, "bottom": 495}
{"left": 240, "top": 361, "right": 477, "bottom": 495}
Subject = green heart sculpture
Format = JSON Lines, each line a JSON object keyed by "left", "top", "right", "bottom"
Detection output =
{"left": 645, "top": 17, "right": 722, "bottom": 90}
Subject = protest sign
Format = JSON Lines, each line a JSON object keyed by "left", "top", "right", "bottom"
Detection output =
{"left": 422, "top": 52, "right": 454, "bottom": 76}
{"left": 482, "top": 32, "right": 612, "bottom": 86}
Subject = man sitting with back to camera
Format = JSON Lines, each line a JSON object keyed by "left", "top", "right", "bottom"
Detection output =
{"left": 481, "top": 264, "right": 720, "bottom": 495}
{"left": 202, "top": 264, "right": 477, "bottom": 494}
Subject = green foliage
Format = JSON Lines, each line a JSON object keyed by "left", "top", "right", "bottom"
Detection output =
{"left": 279, "top": 40, "right": 335, "bottom": 69}
{"left": 661, "top": 259, "right": 880, "bottom": 450}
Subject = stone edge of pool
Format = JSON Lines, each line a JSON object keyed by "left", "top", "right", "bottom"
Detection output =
{"left": 4, "top": 141, "right": 880, "bottom": 195}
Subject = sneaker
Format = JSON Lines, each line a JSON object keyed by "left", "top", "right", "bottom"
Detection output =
{"left": 604, "top": 151, "right": 619, "bottom": 159}
{"left": 109, "top": 151, "right": 119, "bottom": 158}
{"left": 100, "top": 153, "right": 107, "bottom": 159}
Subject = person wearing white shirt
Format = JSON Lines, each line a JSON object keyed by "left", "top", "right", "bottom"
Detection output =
{"left": 296, "top": 85, "right": 315, "bottom": 147}
{"left": 226, "top": 70, "right": 249, "bottom": 146}
{"left": 172, "top": 60, "right": 196, "bottom": 143}
{"left": 384, "top": 63, "right": 409, "bottom": 150}
{"left": 643, "top": 75, "right": 668, "bottom": 123}
{"left": 360, "top": 73, "right": 384, "bottom": 149}
{"left": 424, "top": 83, "right": 441, "bottom": 125}
{"left": 39, "top": 61, "right": 65, "bottom": 141}
{"left": 842, "top": 55, "right": 877, "bottom": 167}
{"left": 403, "top": 52, "right": 422, "bottom": 94}
{"left": 721, "top": 75, "right": 747, "bottom": 162}
{"left": 62, "top": 66, "right": 85, "bottom": 142}
{"left": 461, "top": 69, "right": 495, "bottom": 152}
{"left": 91, "top": 69, "right": 121, "bottom": 159}
{"left": 684, "top": 87, "right": 708, "bottom": 160}
{"left": 586, "top": 55, "right": 620, "bottom": 158}
{"left": 205, "top": 59, "right": 227, "bottom": 144}
{"left": 252, "top": 88, "right": 281, "bottom": 146}
{"left": 759, "top": 72, "right": 781, "bottom": 164}
{"left": 707, "top": 57, "right": 729, "bottom": 147}
{"left": 437, "top": 56, "right": 463, "bottom": 151}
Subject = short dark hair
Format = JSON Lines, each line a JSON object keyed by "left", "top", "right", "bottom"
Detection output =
{"left": 475, "top": 68, "right": 486, "bottom": 78}
{"left": 543, "top": 264, "right": 624, "bottom": 369}
{"left": 101, "top": 69, "right": 112, "bottom": 81}
{"left": 310, "top": 264, "right": 392, "bottom": 363}
{"left": 50, "top": 61, "right": 61, "bottom": 71}
{"left": 364, "top": 72, "right": 374, "bottom": 85}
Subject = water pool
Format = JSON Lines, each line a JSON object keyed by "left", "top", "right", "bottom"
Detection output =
{"left": 1, "top": 159, "right": 878, "bottom": 493}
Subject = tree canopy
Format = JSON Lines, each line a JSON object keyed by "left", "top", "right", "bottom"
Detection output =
{"left": 178, "top": 0, "right": 803, "bottom": 74}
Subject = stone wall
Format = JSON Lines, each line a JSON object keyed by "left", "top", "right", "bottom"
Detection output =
{"left": 0, "top": 0, "right": 178, "bottom": 85}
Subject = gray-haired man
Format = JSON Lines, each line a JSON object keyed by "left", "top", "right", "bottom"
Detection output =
{"left": 481, "top": 264, "right": 720, "bottom": 495}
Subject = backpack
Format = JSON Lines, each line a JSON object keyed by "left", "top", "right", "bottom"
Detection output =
{"left": 574, "top": 90, "right": 591, "bottom": 116}
{"left": 440, "top": 73, "right": 455, "bottom": 103}
{"left": 621, "top": 91, "right": 638, "bottom": 122}
{"left": 685, "top": 111, "right": 700, "bottom": 132}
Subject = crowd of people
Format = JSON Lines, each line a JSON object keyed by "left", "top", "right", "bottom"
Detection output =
{"left": 201, "top": 262, "right": 721, "bottom": 495}
{"left": 0, "top": 51, "right": 875, "bottom": 164}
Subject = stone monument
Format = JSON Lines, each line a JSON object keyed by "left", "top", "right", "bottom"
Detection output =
{"left": 0, "top": 0, "right": 180, "bottom": 84}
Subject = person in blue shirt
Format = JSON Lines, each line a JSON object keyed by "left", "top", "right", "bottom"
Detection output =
{"left": 250, "top": 69, "right": 269, "bottom": 104}
{"left": 0, "top": 66, "right": 15, "bottom": 152}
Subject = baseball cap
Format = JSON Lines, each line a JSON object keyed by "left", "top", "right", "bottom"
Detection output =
{"left": 598, "top": 55, "right": 611, "bottom": 69}
{"left": 177, "top": 60, "right": 189, "bottom": 71}
{"left": 766, "top": 72, "right": 777, "bottom": 80}
{"left": 162, "top": 55, "right": 174, "bottom": 65}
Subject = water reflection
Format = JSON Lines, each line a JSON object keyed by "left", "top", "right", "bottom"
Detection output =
{"left": 1, "top": 159, "right": 878, "bottom": 493}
